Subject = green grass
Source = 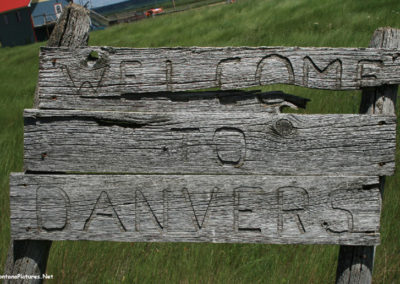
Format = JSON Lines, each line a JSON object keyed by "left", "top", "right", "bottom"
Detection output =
{"left": 1, "top": 0, "right": 400, "bottom": 283}
{"left": 90, "top": 0, "right": 399, "bottom": 48}
{"left": 0, "top": 42, "right": 42, "bottom": 267}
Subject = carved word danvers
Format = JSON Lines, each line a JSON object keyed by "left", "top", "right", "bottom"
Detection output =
{"left": 33, "top": 178, "right": 380, "bottom": 240}
{"left": 47, "top": 47, "right": 400, "bottom": 94}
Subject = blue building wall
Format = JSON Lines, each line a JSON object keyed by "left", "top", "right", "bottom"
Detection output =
{"left": 0, "top": 8, "right": 35, "bottom": 47}
{"left": 31, "top": 0, "right": 69, "bottom": 27}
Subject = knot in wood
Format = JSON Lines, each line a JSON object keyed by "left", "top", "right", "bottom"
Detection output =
{"left": 376, "top": 100, "right": 384, "bottom": 112}
{"left": 275, "top": 119, "right": 294, "bottom": 137}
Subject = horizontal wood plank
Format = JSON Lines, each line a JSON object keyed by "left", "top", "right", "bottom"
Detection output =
{"left": 38, "top": 46, "right": 400, "bottom": 103}
{"left": 38, "top": 90, "right": 309, "bottom": 112}
{"left": 10, "top": 173, "right": 381, "bottom": 245}
{"left": 24, "top": 109, "right": 396, "bottom": 175}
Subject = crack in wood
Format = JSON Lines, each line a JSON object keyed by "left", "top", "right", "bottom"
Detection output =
{"left": 166, "top": 60, "right": 173, "bottom": 91}
{"left": 95, "top": 118, "right": 148, "bottom": 129}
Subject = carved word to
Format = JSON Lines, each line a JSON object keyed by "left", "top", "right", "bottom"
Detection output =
{"left": 168, "top": 127, "right": 247, "bottom": 166}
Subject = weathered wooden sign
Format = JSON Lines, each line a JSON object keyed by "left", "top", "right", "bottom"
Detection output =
{"left": 38, "top": 46, "right": 400, "bottom": 102}
{"left": 11, "top": 43, "right": 399, "bottom": 249}
{"left": 10, "top": 174, "right": 381, "bottom": 245}
{"left": 24, "top": 109, "right": 396, "bottom": 175}
{"left": 7, "top": 6, "right": 398, "bottom": 283}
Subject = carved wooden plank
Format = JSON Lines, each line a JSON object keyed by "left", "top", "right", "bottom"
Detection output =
{"left": 38, "top": 90, "right": 309, "bottom": 112}
{"left": 10, "top": 173, "right": 381, "bottom": 245}
{"left": 38, "top": 46, "right": 400, "bottom": 102}
{"left": 23, "top": 109, "right": 396, "bottom": 175}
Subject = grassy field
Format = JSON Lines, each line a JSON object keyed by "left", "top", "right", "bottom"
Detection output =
{"left": 1, "top": 0, "right": 400, "bottom": 282}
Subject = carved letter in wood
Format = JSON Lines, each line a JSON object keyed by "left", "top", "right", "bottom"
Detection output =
{"left": 10, "top": 174, "right": 382, "bottom": 245}
{"left": 216, "top": 57, "right": 242, "bottom": 88}
{"left": 84, "top": 191, "right": 127, "bottom": 232}
{"left": 36, "top": 186, "right": 69, "bottom": 232}
{"left": 303, "top": 57, "right": 342, "bottom": 89}
{"left": 277, "top": 187, "right": 309, "bottom": 235}
{"left": 256, "top": 55, "right": 295, "bottom": 85}
{"left": 213, "top": 127, "right": 246, "bottom": 167}
{"left": 357, "top": 60, "right": 383, "bottom": 87}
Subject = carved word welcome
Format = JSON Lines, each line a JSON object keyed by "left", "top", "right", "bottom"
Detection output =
{"left": 38, "top": 47, "right": 400, "bottom": 97}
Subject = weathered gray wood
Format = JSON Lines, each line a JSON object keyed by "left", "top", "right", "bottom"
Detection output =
{"left": 3, "top": 240, "right": 52, "bottom": 284}
{"left": 47, "top": 3, "right": 90, "bottom": 48}
{"left": 38, "top": 90, "right": 309, "bottom": 112}
{"left": 23, "top": 109, "right": 396, "bottom": 175}
{"left": 336, "top": 27, "right": 400, "bottom": 284}
{"left": 5, "top": 3, "right": 91, "bottom": 283}
{"left": 37, "top": 46, "right": 400, "bottom": 103}
{"left": 35, "top": 4, "right": 91, "bottom": 108}
{"left": 369, "top": 27, "right": 400, "bottom": 50}
{"left": 336, "top": 246, "right": 375, "bottom": 284}
{"left": 360, "top": 28, "right": 399, "bottom": 115}
{"left": 359, "top": 85, "right": 398, "bottom": 115}
{"left": 10, "top": 173, "right": 381, "bottom": 245}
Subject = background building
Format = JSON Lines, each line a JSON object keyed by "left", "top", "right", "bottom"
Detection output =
{"left": 0, "top": 0, "right": 70, "bottom": 47}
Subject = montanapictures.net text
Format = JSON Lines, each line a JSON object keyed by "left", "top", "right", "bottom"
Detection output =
{"left": 0, "top": 274, "right": 53, "bottom": 280}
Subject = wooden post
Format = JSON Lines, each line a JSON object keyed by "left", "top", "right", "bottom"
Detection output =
{"left": 336, "top": 27, "right": 400, "bottom": 284}
{"left": 4, "top": 4, "right": 90, "bottom": 283}
{"left": 4, "top": 241, "right": 52, "bottom": 284}
{"left": 47, "top": 3, "right": 90, "bottom": 48}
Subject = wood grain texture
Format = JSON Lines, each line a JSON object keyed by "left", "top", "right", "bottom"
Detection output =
{"left": 336, "top": 27, "right": 400, "bottom": 284}
{"left": 47, "top": 3, "right": 90, "bottom": 48}
{"left": 336, "top": 246, "right": 375, "bottom": 284}
{"left": 3, "top": 240, "right": 52, "bottom": 284}
{"left": 10, "top": 173, "right": 381, "bottom": 245}
{"left": 37, "top": 46, "right": 400, "bottom": 101}
{"left": 360, "top": 28, "right": 399, "bottom": 115}
{"left": 5, "top": 4, "right": 91, "bottom": 283}
{"left": 23, "top": 109, "right": 396, "bottom": 175}
{"left": 37, "top": 90, "right": 310, "bottom": 113}
{"left": 34, "top": 4, "right": 91, "bottom": 109}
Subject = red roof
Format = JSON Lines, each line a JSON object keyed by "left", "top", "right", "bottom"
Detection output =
{"left": 0, "top": 0, "right": 31, "bottom": 14}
